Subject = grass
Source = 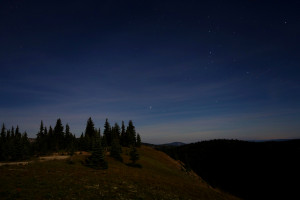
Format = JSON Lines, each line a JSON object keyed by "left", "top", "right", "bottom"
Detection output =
{"left": 0, "top": 146, "right": 240, "bottom": 200}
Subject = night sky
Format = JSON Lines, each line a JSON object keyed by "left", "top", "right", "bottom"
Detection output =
{"left": 1, "top": 0, "right": 299, "bottom": 143}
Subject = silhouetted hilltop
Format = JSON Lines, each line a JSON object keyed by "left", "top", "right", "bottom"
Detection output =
{"left": 158, "top": 139, "right": 300, "bottom": 200}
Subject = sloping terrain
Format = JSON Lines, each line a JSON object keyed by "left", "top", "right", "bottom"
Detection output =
{"left": 159, "top": 139, "right": 300, "bottom": 200}
{"left": 0, "top": 146, "right": 239, "bottom": 200}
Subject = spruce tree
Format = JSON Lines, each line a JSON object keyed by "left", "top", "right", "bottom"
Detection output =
{"left": 21, "top": 132, "right": 31, "bottom": 159}
{"left": 78, "top": 133, "right": 85, "bottom": 151}
{"left": 85, "top": 133, "right": 107, "bottom": 169}
{"left": 85, "top": 117, "right": 95, "bottom": 138}
{"left": 126, "top": 120, "right": 136, "bottom": 146}
{"left": 1, "top": 123, "right": 5, "bottom": 140}
{"left": 120, "top": 121, "right": 126, "bottom": 146}
{"left": 48, "top": 126, "right": 54, "bottom": 152}
{"left": 129, "top": 146, "right": 139, "bottom": 165}
{"left": 110, "top": 137, "right": 123, "bottom": 162}
{"left": 54, "top": 118, "right": 64, "bottom": 151}
{"left": 36, "top": 121, "right": 45, "bottom": 154}
{"left": 112, "top": 123, "right": 120, "bottom": 140}
{"left": 136, "top": 133, "right": 142, "bottom": 147}
{"left": 103, "top": 118, "right": 112, "bottom": 146}
{"left": 0, "top": 123, "right": 5, "bottom": 161}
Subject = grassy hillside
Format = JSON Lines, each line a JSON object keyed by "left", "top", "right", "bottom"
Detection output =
{"left": 158, "top": 139, "right": 300, "bottom": 200}
{"left": 0, "top": 146, "right": 239, "bottom": 200}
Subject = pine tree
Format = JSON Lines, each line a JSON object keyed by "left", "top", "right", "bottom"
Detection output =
{"left": 0, "top": 123, "right": 6, "bottom": 161}
{"left": 136, "top": 133, "right": 142, "bottom": 147}
{"left": 126, "top": 120, "right": 136, "bottom": 147}
{"left": 120, "top": 121, "right": 126, "bottom": 146}
{"left": 36, "top": 121, "right": 44, "bottom": 153}
{"left": 54, "top": 118, "right": 64, "bottom": 151}
{"left": 7, "top": 128, "right": 16, "bottom": 161}
{"left": 129, "top": 146, "right": 139, "bottom": 164}
{"left": 21, "top": 132, "right": 31, "bottom": 159}
{"left": 85, "top": 133, "right": 107, "bottom": 169}
{"left": 110, "top": 137, "right": 123, "bottom": 162}
{"left": 85, "top": 117, "right": 95, "bottom": 138}
{"left": 0, "top": 123, "right": 5, "bottom": 140}
{"left": 84, "top": 117, "right": 98, "bottom": 151}
{"left": 103, "top": 118, "right": 112, "bottom": 146}
{"left": 48, "top": 126, "right": 54, "bottom": 152}
{"left": 78, "top": 133, "right": 85, "bottom": 151}
{"left": 112, "top": 123, "right": 120, "bottom": 140}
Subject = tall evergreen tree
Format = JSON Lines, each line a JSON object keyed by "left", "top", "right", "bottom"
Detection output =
{"left": 0, "top": 123, "right": 6, "bottom": 160}
{"left": 48, "top": 126, "right": 54, "bottom": 151}
{"left": 136, "top": 133, "right": 142, "bottom": 147}
{"left": 126, "top": 120, "right": 136, "bottom": 147}
{"left": 1, "top": 123, "right": 5, "bottom": 139}
{"left": 85, "top": 132, "right": 107, "bottom": 169}
{"left": 85, "top": 117, "right": 96, "bottom": 138}
{"left": 65, "top": 123, "right": 75, "bottom": 152}
{"left": 110, "top": 137, "right": 123, "bottom": 162}
{"left": 120, "top": 121, "right": 126, "bottom": 146}
{"left": 112, "top": 123, "right": 120, "bottom": 140}
{"left": 84, "top": 118, "right": 97, "bottom": 151}
{"left": 129, "top": 146, "right": 139, "bottom": 164}
{"left": 21, "top": 132, "right": 31, "bottom": 159}
{"left": 103, "top": 118, "right": 112, "bottom": 146}
{"left": 36, "top": 121, "right": 46, "bottom": 153}
{"left": 54, "top": 118, "right": 64, "bottom": 151}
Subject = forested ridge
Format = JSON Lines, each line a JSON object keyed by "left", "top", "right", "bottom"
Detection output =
{"left": 0, "top": 118, "right": 142, "bottom": 167}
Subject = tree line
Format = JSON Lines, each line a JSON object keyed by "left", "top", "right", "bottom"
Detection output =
{"left": 0, "top": 125, "right": 31, "bottom": 161}
{"left": 0, "top": 117, "right": 142, "bottom": 167}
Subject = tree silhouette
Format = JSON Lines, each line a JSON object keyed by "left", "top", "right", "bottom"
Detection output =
{"left": 136, "top": 134, "right": 142, "bottom": 147}
{"left": 85, "top": 133, "right": 107, "bottom": 169}
{"left": 110, "top": 137, "right": 123, "bottom": 162}
{"left": 129, "top": 146, "right": 139, "bottom": 164}
{"left": 103, "top": 118, "right": 112, "bottom": 146}
{"left": 126, "top": 120, "right": 136, "bottom": 147}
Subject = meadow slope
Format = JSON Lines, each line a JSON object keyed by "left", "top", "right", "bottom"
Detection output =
{"left": 0, "top": 146, "right": 239, "bottom": 200}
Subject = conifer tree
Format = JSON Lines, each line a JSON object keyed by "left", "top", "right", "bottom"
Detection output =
{"left": 0, "top": 123, "right": 6, "bottom": 160}
{"left": 1, "top": 123, "right": 5, "bottom": 140}
{"left": 84, "top": 117, "right": 97, "bottom": 151}
{"left": 103, "top": 118, "right": 112, "bottom": 146}
{"left": 21, "top": 132, "right": 31, "bottom": 159}
{"left": 54, "top": 118, "right": 64, "bottom": 151}
{"left": 65, "top": 123, "right": 75, "bottom": 152}
{"left": 78, "top": 133, "right": 85, "bottom": 151}
{"left": 48, "top": 126, "right": 54, "bottom": 151}
{"left": 36, "top": 121, "right": 45, "bottom": 153}
{"left": 85, "top": 133, "right": 107, "bottom": 169}
{"left": 120, "top": 121, "right": 126, "bottom": 146}
{"left": 136, "top": 133, "right": 142, "bottom": 147}
{"left": 85, "top": 117, "right": 95, "bottom": 138}
{"left": 112, "top": 122, "right": 120, "bottom": 140}
{"left": 126, "top": 120, "right": 136, "bottom": 146}
{"left": 129, "top": 146, "right": 139, "bottom": 165}
{"left": 110, "top": 137, "right": 123, "bottom": 162}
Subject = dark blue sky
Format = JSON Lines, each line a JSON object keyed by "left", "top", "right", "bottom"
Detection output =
{"left": 1, "top": 0, "right": 300, "bottom": 143}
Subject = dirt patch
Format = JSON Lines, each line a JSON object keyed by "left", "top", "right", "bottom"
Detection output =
{"left": 0, "top": 155, "right": 70, "bottom": 166}
{"left": 39, "top": 155, "right": 70, "bottom": 161}
{"left": 0, "top": 161, "right": 29, "bottom": 167}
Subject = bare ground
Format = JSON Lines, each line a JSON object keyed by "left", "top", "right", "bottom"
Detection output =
{"left": 0, "top": 155, "right": 70, "bottom": 166}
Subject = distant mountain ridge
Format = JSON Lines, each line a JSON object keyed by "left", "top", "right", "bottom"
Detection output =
{"left": 160, "top": 142, "right": 186, "bottom": 146}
